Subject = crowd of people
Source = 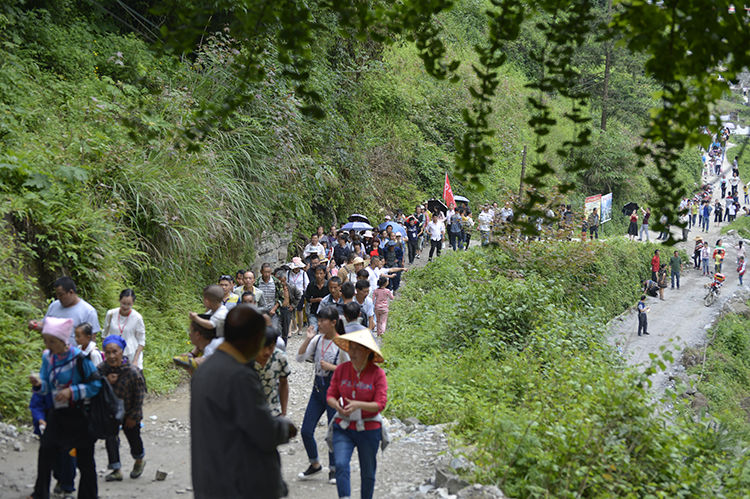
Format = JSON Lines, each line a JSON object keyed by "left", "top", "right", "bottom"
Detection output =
{"left": 26, "top": 279, "right": 147, "bottom": 499}
{"left": 636, "top": 129, "right": 748, "bottom": 338}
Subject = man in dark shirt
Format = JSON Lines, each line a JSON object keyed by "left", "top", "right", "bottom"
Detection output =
{"left": 305, "top": 265, "right": 329, "bottom": 332}
{"left": 191, "top": 305, "right": 296, "bottom": 499}
{"left": 332, "top": 234, "right": 351, "bottom": 267}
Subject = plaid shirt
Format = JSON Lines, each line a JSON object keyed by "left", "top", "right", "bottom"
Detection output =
{"left": 98, "top": 362, "right": 146, "bottom": 421}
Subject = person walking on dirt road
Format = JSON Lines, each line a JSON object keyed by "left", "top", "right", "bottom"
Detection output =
{"left": 670, "top": 251, "right": 682, "bottom": 290}
{"left": 191, "top": 305, "right": 297, "bottom": 499}
{"left": 651, "top": 249, "right": 660, "bottom": 281}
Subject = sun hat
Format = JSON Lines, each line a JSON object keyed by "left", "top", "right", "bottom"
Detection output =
{"left": 363, "top": 230, "right": 373, "bottom": 238}
{"left": 41, "top": 317, "right": 73, "bottom": 345}
{"left": 333, "top": 328, "right": 384, "bottom": 363}
{"left": 695, "top": 236, "right": 703, "bottom": 241}
{"left": 384, "top": 215, "right": 392, "bottom": 221}
{"left": 290, "top": 257, "right": 305, "bottom": 269}
{"left": 352, "top": 257, "right": 365, "bottom": 265}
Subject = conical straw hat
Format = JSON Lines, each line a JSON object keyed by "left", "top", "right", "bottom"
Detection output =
{"left": 333, "top": 328, "right": 384, "bottom": 363}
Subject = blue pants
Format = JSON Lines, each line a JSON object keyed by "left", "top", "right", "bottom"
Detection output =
{"left": 448, "top": 232, "right": 461, "bottom": 251}
{"left": 671, "top": 272, "right": 680, "bottom": 289}
{"left": 301, "top": 376, "right": 335, "bottom": 469}
{"left": 333, "top": 426, "right": 381, "bottom": 499}
{"left": 702, "top": 217, "right": 710, "bottom": 232}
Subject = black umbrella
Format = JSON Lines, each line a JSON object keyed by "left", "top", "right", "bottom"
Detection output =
{"left": 622, "top": 202, "right": 639, "bottom": 216}
{"left": 427, "top": 199, "right": 448, "bottom": 215}
{"left": 348, "top": 213, "right": 370, "bottom": 224}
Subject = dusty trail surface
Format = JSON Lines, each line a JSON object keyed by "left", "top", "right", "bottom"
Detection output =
{"left": 609, "top": 142, "right": 749, "bottom": 390}
{"left": 0, "top": 329, "right": 449, "bottom": 498}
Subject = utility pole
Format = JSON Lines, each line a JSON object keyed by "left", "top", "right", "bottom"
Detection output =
{"left": 600, "top": 0, "right": 613, "bottom": 131}
{"left": 518, "top": 145, "right": 527, "bottom": 199}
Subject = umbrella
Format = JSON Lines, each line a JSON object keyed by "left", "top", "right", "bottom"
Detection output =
{"left": 622, "top": 202, "right": 639, "bottom": 216}
{"left": 341, "top": 221, "right": 373, "bottom": 231}
{"left": 347, "top": 213, "right": 370, "bottom": 224}
{"left": 377, "top": 221, "right": 407, "bottom": 238}
{"left": 454, "top": 195, "right": 469, "bottom": 204}
{"left": 427, "top": 199, "right": 448, "bottom": 215}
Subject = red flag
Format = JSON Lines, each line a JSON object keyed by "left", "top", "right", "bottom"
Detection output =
{"left": 443, "top": 172, "right": 455, "bottom": 207}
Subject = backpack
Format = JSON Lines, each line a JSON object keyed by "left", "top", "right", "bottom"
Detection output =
{"left": 76, "top": 355, "right": 125, "bottom": 439}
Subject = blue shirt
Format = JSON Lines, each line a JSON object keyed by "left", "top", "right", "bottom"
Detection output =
{"left": 35, "top": 346, "right": 101, "bottom": 404}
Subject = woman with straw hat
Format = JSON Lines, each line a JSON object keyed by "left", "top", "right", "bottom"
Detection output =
{"left": 327, "top": 329, "right": 388, "bottom": 499}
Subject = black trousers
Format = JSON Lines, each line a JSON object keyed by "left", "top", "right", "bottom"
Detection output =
{"left": 34, "top": 408, "right": 97, "bottom": 499}
{"left": 429, "top": 239, "right": 442, "bottom": 259}
{"left": 106, "top": 424, "right": 145, "bottom": 470}
{"left": 279, "top": 307, "right": 292, "bottom": 344}
{"left": 638, "top": 312, "right": 648, "bottom": 336}
{"left": 407, "top": 239, "right": 418, "bottom": 263}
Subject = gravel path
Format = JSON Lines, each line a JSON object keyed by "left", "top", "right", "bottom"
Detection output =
{"left": 0, "top": 316, "right": 448, "bottom": 499}
{"left": 608, "top": 142, "right": 749, "bottom": 391}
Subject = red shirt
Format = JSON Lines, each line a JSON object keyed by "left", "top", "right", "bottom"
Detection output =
{"left": 651, "top": 255, "right": 660, "bottom": 272}
{"left": 327, "top": 361, "right": 388, "bottom": 430}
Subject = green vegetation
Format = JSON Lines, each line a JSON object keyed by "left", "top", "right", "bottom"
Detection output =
{"left": 722, "top": 216, "right": 750, "bottom": 240}
{"left": 384, "top": 240, "right": 750, "bottom": 497}
{"left": 685, "top": 310, "right": 750, "bottom": 442}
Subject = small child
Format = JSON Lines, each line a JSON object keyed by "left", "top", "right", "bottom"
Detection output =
{"left": 29, "top": 391, "right": 77, "bottom": 496}
{"left": 372, "top": 277, "right": 394, "bottom": 337}
{"left": 75, "top": 322, "right": 102, "bottom": 367}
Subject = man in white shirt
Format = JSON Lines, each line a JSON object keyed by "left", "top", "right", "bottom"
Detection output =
{"left": 28, "top": 276, "right": 100, "bottom": 345}
{"left": 500, "top": 202, "right": 513, "bottom": 222}
{"left": 478, "top": 205, "right": 493, "bottom": 246}
{"left": 302, "top": 234, "right": 326, "bottom": 263}
{"left": 426, "top": 214, "right": 445, "bottom": 262}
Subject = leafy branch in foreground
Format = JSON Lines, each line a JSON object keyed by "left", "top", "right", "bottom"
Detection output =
{"left": 152, "top": 0, "right": 750, "bottom": 238}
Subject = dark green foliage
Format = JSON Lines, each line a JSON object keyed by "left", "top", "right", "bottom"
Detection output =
{"left": 384, "top": 241, "right": 750, "bottom": 496}
{"left": 686, "top": 312, "right": 750, "bottom": 442}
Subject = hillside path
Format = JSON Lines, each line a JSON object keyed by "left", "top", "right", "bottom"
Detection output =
{"left": 608, "top": 142, "right": 749, "bottom": 390}
{"left": 0, "top": 327, "right": 449, "bottom": 499}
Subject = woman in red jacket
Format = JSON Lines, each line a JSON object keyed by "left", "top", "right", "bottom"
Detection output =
{"left": 327, "top": 329, "right": 388, "bottom": 499}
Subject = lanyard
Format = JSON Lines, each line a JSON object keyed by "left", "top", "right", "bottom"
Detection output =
{"left": 50, "top": 348, "right": 75, "bottom": 388}
{"left": 117, "top": 311, "right": 130, "bottom": 334}
{"left": 320, "top": 337, "right": 334, "bottom": 362}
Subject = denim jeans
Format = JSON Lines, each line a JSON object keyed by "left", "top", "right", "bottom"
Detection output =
{"left": 106, "top": 425, "right": 145, "bottom": 470}
{"left": 480, "top": 230, "right": 490, "bottom": 246}
{"left": 639, "top": 224, "right": 649, "bottom": 241}
{"left": 702, "top": 258, "right": 710, "bottom": 274}
{"left": 671, "top": 272, "right": 680, "bottom": 289}
{"left": 308, "top": 314, "right": 319, "bottom": 332}
{"left": 702, "top": 217, "right": 710, "bottom": 232}
{"left": 301, "top": 376, "right": 335, "bottom": 469}
{"left": 448, "top": 231, "right": 461, "bottom": 251}
{"left": 333, "top": 426, "right": 381, "bottom": 499}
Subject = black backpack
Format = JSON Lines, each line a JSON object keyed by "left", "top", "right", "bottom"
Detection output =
{"left": 76, "top": 355, "right": 125, "bottom": 439}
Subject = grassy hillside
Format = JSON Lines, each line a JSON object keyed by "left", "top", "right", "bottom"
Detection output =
{"left": 0, "top": 0, "right": 701, "bottom": 420}
{"left": 383, "top": 240, "right": 750, "bottom": 497}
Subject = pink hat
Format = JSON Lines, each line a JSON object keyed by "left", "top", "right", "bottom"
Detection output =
{"left": 41, "top": 317, "right": 73, "bottom": 345}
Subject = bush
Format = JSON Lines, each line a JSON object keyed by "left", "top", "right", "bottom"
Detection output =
{"left": 383, "top": 241, "right": 750, "bottom": 496}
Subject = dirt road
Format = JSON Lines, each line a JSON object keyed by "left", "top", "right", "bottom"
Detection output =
{"left": 0, "top": 329, "right": 448, "bottom": 499}
{"left": 609, "top": 142, "right": 749, "bottom": 390}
